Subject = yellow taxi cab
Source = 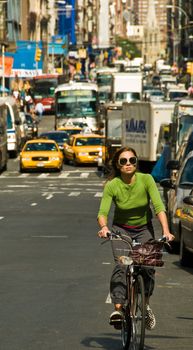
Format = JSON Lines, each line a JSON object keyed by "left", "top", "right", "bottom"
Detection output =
{"left": 63, "top": 132, "right": 106, "bottom": 166}
{"left": 57, "top": 123, "right": 82, "bottom": 136}
{"left": 19, "top": 138, "right": 64, "bottom": 172}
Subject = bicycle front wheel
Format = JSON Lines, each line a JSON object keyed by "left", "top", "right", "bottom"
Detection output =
{"left": 131, "top": 274, "right": 146, "bottom": 350}
{"left": 121, "top": 305, "right": 132, "bottom": 350}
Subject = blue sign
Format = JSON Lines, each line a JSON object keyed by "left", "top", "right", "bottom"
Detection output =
{"left": 13, "top": 41, "right": 43, "bottom": 70}
{"left": 58, "top": 0, "right": 76, "bottom": 45}
{"left": 48, "top": 35, "right": 68, "bottom": 55}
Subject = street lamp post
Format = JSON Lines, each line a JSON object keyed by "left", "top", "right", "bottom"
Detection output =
{"left": 166, "top": 4, "right": 189, "bottom": 65}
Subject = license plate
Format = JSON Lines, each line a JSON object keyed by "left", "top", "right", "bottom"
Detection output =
{"left": 37, "top": 162, "right": 45, "bottom": 167}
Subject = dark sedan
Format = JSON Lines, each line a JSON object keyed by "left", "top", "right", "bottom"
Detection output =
{"left": 39, "top": 131, "right": 69, "bottom": 152}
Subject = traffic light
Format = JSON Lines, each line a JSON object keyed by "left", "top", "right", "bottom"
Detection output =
{"left": 35, "top": 47, "right": 42, "bottom": 62}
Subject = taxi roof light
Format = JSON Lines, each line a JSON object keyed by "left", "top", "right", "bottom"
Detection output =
{"left": 80, "top": 127, "right": 92, "bottom": 134}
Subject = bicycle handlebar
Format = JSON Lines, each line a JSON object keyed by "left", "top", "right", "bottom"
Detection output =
{"left": 101, "top": 229, "right": 168, "bottom": 246}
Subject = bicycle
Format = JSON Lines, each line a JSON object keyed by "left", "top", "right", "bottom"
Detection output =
{"left": 102, "top": 230, "right": 167, "bottom": 350}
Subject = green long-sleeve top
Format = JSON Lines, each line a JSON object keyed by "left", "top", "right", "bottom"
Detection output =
{"left": 97, "top": 172, "right": 165, "bottom": 226}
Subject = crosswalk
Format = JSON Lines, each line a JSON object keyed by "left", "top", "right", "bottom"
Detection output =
{"left": 0, "top": 169, "right": 105, "bottom": 197}
{"left": 0, "top": 169, "right": 101, "bottom": 179}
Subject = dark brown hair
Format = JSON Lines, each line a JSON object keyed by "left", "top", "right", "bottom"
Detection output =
{"left": 107, "top": 146, "right": 137, "bottom": 180}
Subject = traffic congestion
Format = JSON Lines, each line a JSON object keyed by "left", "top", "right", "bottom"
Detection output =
{"left": 1, "top": 0, "right": 193, "bottom": 348}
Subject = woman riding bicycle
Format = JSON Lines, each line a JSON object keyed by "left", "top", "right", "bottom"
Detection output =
{"left": 97, "top": 146, "right": 174, "bottom": 330}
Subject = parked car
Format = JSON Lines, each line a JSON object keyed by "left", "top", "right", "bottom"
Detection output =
{"left": 39, "top": 131, "right": 69, "bottom": 152}
{"left": 63, "top": 132, "right": 105, "bottom": 166}
{"left": 177, "top": 191, "right": 193, "bottom": 267}
{"left": 160, "top": 150, "right": 193, "bottom": 248}
{"left": 19, "top": 138, "right": 64, "bottom": 173}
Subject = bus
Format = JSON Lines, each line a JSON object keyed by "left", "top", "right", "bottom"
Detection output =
{"left": 32, "top": 74, "right": 65, "bottom": 114}
{"left": 55, "top": 81, "right": 99, "bottom": 131}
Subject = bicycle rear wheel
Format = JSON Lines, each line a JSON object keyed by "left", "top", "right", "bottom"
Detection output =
{"left": 131, "top": 274, "right": 146, "bottom": 350}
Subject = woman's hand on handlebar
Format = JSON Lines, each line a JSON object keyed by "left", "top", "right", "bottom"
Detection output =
{"left": 163, "top": 231, "right": 175, "bottom": 242}
{"left": 97, "top": 225, "right": 110, "bottom": 238}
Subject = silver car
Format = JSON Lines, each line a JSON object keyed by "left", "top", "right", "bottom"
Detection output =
{"left": 160, "top": 151, "right": 193, "bottom": 249}
{"left": 177, "top": 191, "right": 193, "bottom": 267}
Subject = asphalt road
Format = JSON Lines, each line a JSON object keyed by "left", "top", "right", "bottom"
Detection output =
{"left": 0, "top": 115, "right": 192, "bottom": 350}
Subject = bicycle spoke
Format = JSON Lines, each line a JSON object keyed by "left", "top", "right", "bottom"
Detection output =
{"left": 131, "top": 275, "right": 145, "bottom": 350}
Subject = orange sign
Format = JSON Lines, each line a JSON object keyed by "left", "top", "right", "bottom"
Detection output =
{"left": 0, "top": 56, "right": 14, "bottom": 76}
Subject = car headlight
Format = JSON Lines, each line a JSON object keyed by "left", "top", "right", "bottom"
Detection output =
{"left": 50, "top": 156, "right": 60, "bottom": 161}
{"left": 77, "top": 152, "right": 89, "bottom": 156}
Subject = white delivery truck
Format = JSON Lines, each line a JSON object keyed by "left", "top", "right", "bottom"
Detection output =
{"left": 122, "top": 101, "right": 175, "bottom": 171}
{"left": 111, "top": 72, "right": 142, "bottom": 105}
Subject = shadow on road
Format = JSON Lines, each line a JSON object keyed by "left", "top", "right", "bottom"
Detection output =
{"left": 81, "top": 333, "right": 156, "bottom": 350}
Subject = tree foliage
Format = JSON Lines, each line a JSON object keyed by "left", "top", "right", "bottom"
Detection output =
{"left": 115, "top": 35, "right": 141, "bottom": 59}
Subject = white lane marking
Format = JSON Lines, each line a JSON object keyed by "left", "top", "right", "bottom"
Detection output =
{"left": 106, "top": 292, "right": 112, "bottom": 304}
{"left": 0, "top": 190, "right": 14, "bottom": 192}
{"left": 68, "top": 192, "right": 80, "bottom": 196}
{"left": 32, "top": 235, "right": 68, "bottom": 238}
{"left": 59, "top": 172, "right": 70, "bottom": 178}
{"left": 80, "top": 172, "right": 89, "bottom": 178}
{"left": 0, "top": 217, "right": 4, "bottom": 220}
{"left": 7, "top": 185, "right": 31, "bottom": 188}
{"left": 102, "top": 262, "right": 111, "bottom": 265}
{"left": 94, "top": 192, "right": 103, "bottom": 197}
{"left": 38, "top": 174, "right": 49, "bottom": 178}
{"left": 31, "top": 203, "right": 37, "bottom": 206}
{"left": 18, "top": 174, "right": 29, "bottom": 178}
{"left": 46, "top": 194, "right": 53, "bottom": 200}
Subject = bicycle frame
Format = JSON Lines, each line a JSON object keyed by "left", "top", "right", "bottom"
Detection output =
{"left": 101, "top": 230, "right": 166, "bottom": 350}
{"left": 122, "top": 261, "right": 145, "bottom": 350}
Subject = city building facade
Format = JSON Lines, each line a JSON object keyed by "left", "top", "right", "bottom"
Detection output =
{"left": 0, "top": 0, "right": 193, "bottom": 78}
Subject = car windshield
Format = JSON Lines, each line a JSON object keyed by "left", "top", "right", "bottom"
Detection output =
{"left": 180, "top": 157, "right": 193, "bottom": 184}
{"left": 41, "top": 132, "right": 68, "bottom": 142}
{"left": 24, "top": 142, "right": 58, "bottom": 151}
{"left": 150, "top": 91, "right": 164, "bottom": 96}
{"left": 75, "top": 137, "right": 104, "bottom": 146}
{"left": 115, "top": 92, "right": 140, "bottom": 102}
{"left": 178, "top": 115, "right": 193, "bottom": 145}
{"left": 25, "top": 115, "right": 33, "bottom": 124}
{"left": 169, "top": 91, "right": 188, "bottom": 100}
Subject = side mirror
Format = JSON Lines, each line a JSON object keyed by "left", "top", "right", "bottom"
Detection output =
{"left": 160, "top": 178, "right": 175, "bottom": 189}
{"left": 183, "top": 195, "right": 193, "bottom": 206}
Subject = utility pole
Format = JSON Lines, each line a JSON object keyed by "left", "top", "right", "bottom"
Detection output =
{"left": 2, "top": 43, "right": 5, "bottom": 97}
